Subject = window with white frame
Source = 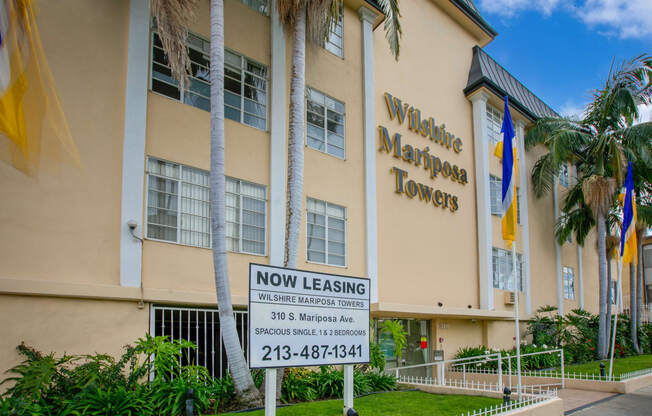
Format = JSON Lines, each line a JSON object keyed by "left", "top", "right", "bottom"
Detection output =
{"left": 225, "top": 177, "right": 267, "bottom": 255}
{"left": 150, "top": 30, "right": 268, "bottom": 130}
{"left": 146, "top": 157, "right": 267, "bottom": 254}
{"left": 224, "top": 49, "right": 268, "bottom": 130}
{"left": 486, "top": 104, "right": 503, "bottom": 145}
{"left": 490, "top": 175, "right": 520, "bottom": 224}
{"left": 238, "top": 0, "right": 269, "bottom": 15}
{"left": 559, "top": 164, "right": 569, "bottom": 187}
{"left": 492, "top": 248, "right": 523, "bottom": 291}
{"left": 306, "top": 198, "right": 346, "bottom": 266}
{"left": 490, "top": 175, "right": 502, "bottom": 215}
{"left": 563, "top": 266, "right": 575, "bottom": 300}
{"left": 151, "top": 31, "right": 211, "bottom": 111}
{"left": 306, "top": 87, "right": 345, "bottom": 158}
{"left": 146, "top": 158, "right": 211, "bottom": 248}
{"left": 324, "top": 2, "right": 343, "bottom": 57}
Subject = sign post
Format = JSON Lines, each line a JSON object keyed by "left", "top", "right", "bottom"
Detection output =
{"left": 249, "top": 264, "right": 370, "bottom": 415}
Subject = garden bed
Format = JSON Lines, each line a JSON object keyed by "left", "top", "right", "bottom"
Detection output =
{"left": 559, "top": 354, "right": 652, "bottom": 376}
{"left": 216, "top": 391, "right": 502, "bottom": 416}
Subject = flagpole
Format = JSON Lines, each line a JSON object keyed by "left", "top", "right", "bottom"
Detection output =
{"left": 608, "top": 257, "right": 623, "bottom": 380}
{"left": 512, "top": 243, "right": 522, "bottom": 399}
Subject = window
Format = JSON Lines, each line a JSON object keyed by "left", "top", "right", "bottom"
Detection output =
{"left": 559, "top": 164, "right": 569, "bottom": 187}
{"left": 490, "top": 176, "right": 520, "bottom": 224}
{"left": 224, "top": 49, "right": 268, "bottom": 130}
{"left": 610, "top": 280, "right": 617, "bottom": 305}
{"left": 152, "top": 305, "right": 248, "bottom": 379}
{"left": 490, "top": 175, "right": 502, "bottom": 215}
{"left": 486, "top": 104, "right": 503, "bottom": 145}
{"left": 150, "top": 31, "right": 268, "bottom": 130}
{"left": 226, "top": 178, "right": 267, "bottom": 255}
{"left": 151, "top": 31, "right": 211, "bottom": 111}
{"left": 516, "top": 187, "right": 521, "bottom": 224}
{"left": 306, "top": 87, "right": 345, "bottom": 158}
{"left": 147, "top": 157, "right": 211, "bottom": 248}
{"left": 492, "top": 248, "right": 523, "bottom": 291}
{"left": 563, "top": 266, "right": 575, "bottom": 300}
{"left": 146, "top": 157, "right": 267, "bottom": 254}
{"left": 306, "top": 198, "right": 346, "bottom": 266}
{"left": 239, "top": 0, "right": 269, "bottom": 15}
{"left": 324, "top": 2, "right": 343, "bottom": 57}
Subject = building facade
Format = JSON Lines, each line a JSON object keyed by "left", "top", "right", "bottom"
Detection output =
{"left": 0, "top": 0, "right": 605, "bottom": 377}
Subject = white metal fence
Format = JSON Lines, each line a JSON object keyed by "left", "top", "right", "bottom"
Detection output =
{"left": 456, "top": 392, "right": 557, "bottom": 416}
{"left": 150, "top": 305, "right": 248, "bottom": 378}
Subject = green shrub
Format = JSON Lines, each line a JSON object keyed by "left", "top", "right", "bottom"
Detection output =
{"left": 364, "top": 372, "right": 397, "bottom": 391}
{"left": 62, "top": 385, "right": 153, "bottom": 416}
{"left": 282, "top": 368, "right": 316, "bottom": 403}
{"left": 310, "top": 366, "right": 343, "bottom": 399}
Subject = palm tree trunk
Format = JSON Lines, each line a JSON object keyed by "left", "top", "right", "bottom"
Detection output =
{"left": 606, "top": 259, "right": 612, "bottom": 347}
{"left": 284, "top": 5, "right": 306, "bottom": 270}
{"left": 209, "top": 0, "right": 261, "bottom": 406}
{"left": 636, "top": 230, "right": 644, "bottom": 331}
{"left": 597, "top": 213, "right": 609, "bottom": 359}
{"left": 630, "top": 262, "right": 640, "bottom": 353}
{"left": 275, "top": 4, "right": 307, "bottom": 402}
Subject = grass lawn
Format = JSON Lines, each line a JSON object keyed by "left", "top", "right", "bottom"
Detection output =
{"left": 560, "top": 354, "right": 652, "bottom": 376}
{"left": 216, "top": 391, "right": 502, "bottom": 416}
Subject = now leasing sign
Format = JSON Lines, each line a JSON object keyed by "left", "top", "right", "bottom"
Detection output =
{"left": 248, "top": 263, "right": 370, "bottom": 368}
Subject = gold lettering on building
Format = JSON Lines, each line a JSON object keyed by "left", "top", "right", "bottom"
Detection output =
{"left": 379, "top": 92, "right": 469, "bottom": 214}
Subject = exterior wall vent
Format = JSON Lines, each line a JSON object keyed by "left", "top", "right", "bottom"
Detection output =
{"left": 504, "top": 292, "right": 515, "bottom": 305}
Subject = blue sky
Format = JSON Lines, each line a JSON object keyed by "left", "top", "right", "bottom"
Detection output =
{"left": 475, "top": 1, "right": 651, "bottom": 118}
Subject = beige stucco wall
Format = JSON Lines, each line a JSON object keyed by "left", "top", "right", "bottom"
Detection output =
{"left": 0, "top": 0, "right": 128, "bottom": 287}
{"left": 373, "top": 0, "right": 480, "bottom": 309}
{"left": 0, "top": 295, "right": 148, "bottom": 380}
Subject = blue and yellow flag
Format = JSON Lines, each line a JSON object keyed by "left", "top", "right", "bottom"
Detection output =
{"left": 497, "top": 96, "right": 517, "bottom": 247}
{"left": 0, "top": 0, "right": 79, "bottom": 174}
{"left": 619, "top": 162, "right": 637, "bottom": 264}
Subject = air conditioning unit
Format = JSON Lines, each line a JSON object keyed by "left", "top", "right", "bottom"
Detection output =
{"left": 504, "top": 292, "right": 515, "bottom": 305}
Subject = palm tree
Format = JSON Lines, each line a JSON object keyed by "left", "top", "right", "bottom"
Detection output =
{"left": 152, "top": 0, "right": 262, "bottom": 406}
{"left": 278, "top": 0, "right": 401, "bottom": 270}
{"left": 527, "top": 54, "right": 652, "bottom": 359}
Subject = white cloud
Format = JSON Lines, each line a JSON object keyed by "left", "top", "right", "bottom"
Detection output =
{"left": 478, "top": 0, "right": 652, "bottom": 39}
{"left": 560, "top": 102, "right": 587, "bottom": 120}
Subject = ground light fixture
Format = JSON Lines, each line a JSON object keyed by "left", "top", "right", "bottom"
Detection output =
{"left": 345, "top": 408, "right": 359, "bottom": 416}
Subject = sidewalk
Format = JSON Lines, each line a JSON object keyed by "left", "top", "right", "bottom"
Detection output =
{"left": 558, "top": 389, "right": 617, "bottom": 414}
{"left": 565, "top": 384, "right": 652, "bottom": 415}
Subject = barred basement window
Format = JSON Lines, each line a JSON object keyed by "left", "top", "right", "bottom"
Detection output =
{"left": 150, "top": 30, "right": 268, "bottom": 130}
{"left": 146, "top": 158, "right": 267, "bottom": 254}
{"left": 225, "top": 178, "right": 267, "bottom": 255}
{"left": 324, "top": 2, "right": 343, "bottom": 57}
{"left": 306, "top": 87, "right": 345, "bottom": 158}
{"left": 492, "top": 247, "right": 523, "bottom": 292}
{"left": 563, "top": 266, "right": 575, "bottom": 300}
{"left": 307, "top": 198, "right": 346, "bottom": 266}
{"left": 239, "top": 0, "right": 269, "bottom": 15}
{"left": 486, "top": 104, "right": 503, "bottom": 145}
{"left": 152, "top": 305, "right": 248, "bottom": 379}
{"left": 146, "top": 158, "right": 211, "bottom": 248}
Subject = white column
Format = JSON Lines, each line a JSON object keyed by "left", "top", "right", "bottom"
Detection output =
{"left": 470, "top": 92, "right": 493, "bottom": 310}
{"left": 553, "top": 176, "right": 563, "bottom": 315}
{"left": 516, "top": 121, "right": 531, "bottom": 314}
{"left": 343, "top": 364, "right": 354, "bottom": 414}
{"left": 120, "top": 0, "right": 150, "bottom": 287}
{"left": 269, "top": 1, "right": 287, "bottom": 267}
{"left": 573, "top": 165, "right": 584, "bottom": 308}
{"left": 359, "top": 6, "right": 379, "bottom": 303}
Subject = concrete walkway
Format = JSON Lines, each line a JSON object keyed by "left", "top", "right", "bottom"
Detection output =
{"left": 558, "top": 389, "right": 617, "bottom": 414}
{"left": 567, "top": 384, "right": 652, "bottom": 415}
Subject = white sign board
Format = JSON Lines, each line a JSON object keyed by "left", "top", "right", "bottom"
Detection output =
{"left": 248, "top": 263, "right": 370, "bottom": 368}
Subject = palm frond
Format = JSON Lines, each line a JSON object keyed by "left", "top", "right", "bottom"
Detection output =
{"left": 556, "top": 207, "right": 594, "bottom": 246}
{"left": 637, "top": 203, "right": 652, "bottom": 229}
{"left": 151, "top": 0, "right": 199, "bottom": 91}
{"left": 376, "top": 0, "right": 402, "bottom": 60}
{"left": 531, "top": 153, "right": 555, "bottom": 198}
